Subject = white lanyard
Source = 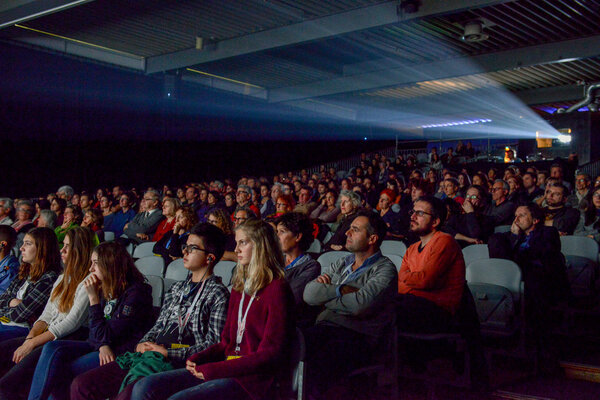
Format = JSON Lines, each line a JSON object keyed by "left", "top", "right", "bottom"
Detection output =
{"left": 177, "top": 278, "right": 207, "bottom": 343}
{"left": 235, "top": 291, "right": 255, "bottom": 354}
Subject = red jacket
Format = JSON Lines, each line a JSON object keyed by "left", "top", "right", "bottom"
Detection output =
{"left": 188, "top": 278, "right": 295, "bottom": 400}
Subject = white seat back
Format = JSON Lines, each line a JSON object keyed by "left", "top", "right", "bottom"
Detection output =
{"left": 307, "top": 239, "right": 322, "bottom": 254}
{"left": 133, "top": 241, "right": 157, "bottom": 259}
{"left": 165, "top": 258, "right": 189, "bottom": 281}
{"left": 214, "top": 261, "right": 236, "bottom": 287}
{"left": 466, "top": 258, "right": 522, "bottom": 302}
{"left": 145, "top": 275, "right": 164, "bottom": 308}
{"left": 103, "top": 231, "right": 115, "bottom": 242}
{"left": 380, "top": 240, "right": 407, "bottom": 257}
{"left": 317, "top": 251, "right": 351, "bottom": 271}
{"left": 462, "top": 244, "right": 489, "bottom": 267}
{"left": 561, "top": 235, "right": 599, "bottom": 262}
{"left": 385, "top": 254, "right": 404, "bottom": 272}
{"left": 135, "top": 256, "right": 164, "bottom": 277}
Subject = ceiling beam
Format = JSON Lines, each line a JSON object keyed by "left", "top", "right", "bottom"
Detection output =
{"left": 269, "top": 35, "right": 600, "bottom": 103}
{"left": 0, "top": 0, "right": 95, "bottom": 29}
{"left": 144, "top": 0, "right": 514, "bottom": 74}
{"left": 10, "top": 36, "right": 145, "bottom": 70}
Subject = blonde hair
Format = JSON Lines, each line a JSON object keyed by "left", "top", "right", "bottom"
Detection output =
{"left": 231, "top": 219, "right": 285, "bottom": 295}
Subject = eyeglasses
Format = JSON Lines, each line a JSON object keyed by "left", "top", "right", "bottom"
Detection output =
{"left": 491, "top": 187, "right": 504, "bottom": 192}
{"left": 234, "top": 217, "right": 248, "bottom": 222}
{"left": 236, "top": 191, "right": 249, "bottom": 196}
{"left": 409, "top": 209, "right": 433, "bottom": 217}
{"left": 593, "top": 193, "right": 600, "bottom": 199}
{"left": 577, "top": 179, "right": 588, "bottom": 183}
{"left": 181, "top": 244, "right": 208, "bottom": 254}
{"left": 466, "top": 195, "right": 479, "bottom": 200}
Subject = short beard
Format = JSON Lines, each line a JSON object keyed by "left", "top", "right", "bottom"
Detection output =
{"left": 410, "top": 225, "right": 434, "bottom": 237}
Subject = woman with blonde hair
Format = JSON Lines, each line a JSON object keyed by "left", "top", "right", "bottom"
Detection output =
{"left": 127, "top": 219, "right": 295, "bottom": 400}
{"left": 0, "top": 227, "right": 95, "bottom": 398}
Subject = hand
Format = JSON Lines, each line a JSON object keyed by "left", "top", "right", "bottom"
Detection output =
{"left": 98, "top": 345, "right": 115, "bottom": 366}
{"left": 83, "top": 274, "right": 101, "bottom": 304}
{"left": 330, "top": 245, "right": 343, "bottom": 251}
{"left": 142, "top": 343, "right": 168, "bottom": 358}
{"left": 339, "top": 285, "right": 359, "bottom": 295}
{"left": 186, "top": 359, "right": 197, "bottom": 375}
{"left": 136, "top": 342, "right": 156, "bottom": 354}
{"left": 467, "top": 237, "right": 483, "bottom": 244}
{"left": 510, "top": 221, "right": 520, "bottom": 235}
{"left": 190, "top": 369, "right": 204, "bottom": 380}
{"left": 173, "top": 223, "right": 180, "bottom": 233}
{"left": 123, "top": 223, "right": 129, "bottom": 230}
{"left": 9, "top": 298, "right": 22, "bottom": 307}
{"left": 13, "top": 340, "right": 35, "bottom": 363}
{"left": 462, "top": 200, "right": 474, "bottom": 214}
{"left": 316, "top": 274, "right": 331, "bottom": 284}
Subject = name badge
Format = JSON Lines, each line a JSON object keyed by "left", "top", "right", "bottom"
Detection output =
{"left": 170, "top": 343, "right": 190, "bottom": 349}
{"left": 226, "top": 355, "right": 242, "bottom": 361}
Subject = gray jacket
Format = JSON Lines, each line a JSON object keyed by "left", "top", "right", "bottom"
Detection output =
{"left": 124, "top": 209, "right": 163, "bottom": 243}
{"left": 303, "top": 252, "right": 397, "bottom": 337}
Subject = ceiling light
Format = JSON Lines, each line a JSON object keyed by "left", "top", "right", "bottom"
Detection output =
{"left": 461, "top": 21, "right": 489, "bottom": 43}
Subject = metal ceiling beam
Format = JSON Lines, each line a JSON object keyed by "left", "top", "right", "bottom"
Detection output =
{"left": 145, "top": 0, "right": 514, "bottom": 74}
{"left": 269, "top": 35, "right": 600, "bottom": 103}
{"left": 11, "top": 36, "right": 145, "bottom": 70}
{"left": 0, "top": 0, "right": 95, "bottom": 29}
{"left": 514, "top": 84, "right": 585, "bottom": 105}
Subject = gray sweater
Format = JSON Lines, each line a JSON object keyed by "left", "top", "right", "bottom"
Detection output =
{"left": 303, "top": 252, "right": 397, "bottom": 337}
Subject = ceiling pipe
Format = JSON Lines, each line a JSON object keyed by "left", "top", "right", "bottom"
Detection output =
{"left": 556, "top": 82, "right": 600, "bottom": 113}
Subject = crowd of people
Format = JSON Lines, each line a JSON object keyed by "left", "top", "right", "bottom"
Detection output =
{"left": 0, "top": 146, "right": 592, "bottom": 399}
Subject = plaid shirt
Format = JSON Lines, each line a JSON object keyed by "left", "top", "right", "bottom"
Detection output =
{"left": 139, "top": 274, "right": 229, "bottom": 363}
{"left": 0, "top": 270, "right": 59, "bottom": 326}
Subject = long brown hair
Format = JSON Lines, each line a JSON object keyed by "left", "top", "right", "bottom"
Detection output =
{"left": 18, "top": 227, "right": 61, "bottom": 282}
{"left": 94, "top": 242, "right": 145, "bottom": 300}
{"left": 231, "top": 219, "right": 285, "bottom": 295}
{"left": 51, "top": 227, "right": 96, "bottom": 313}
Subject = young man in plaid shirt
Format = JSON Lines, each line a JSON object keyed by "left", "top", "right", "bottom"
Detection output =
{"left": 71, "top": 223, "right": 230, "bottom": 400}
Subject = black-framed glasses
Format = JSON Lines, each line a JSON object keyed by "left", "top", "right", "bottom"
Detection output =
{"left": 181, "top": 244, "right": 208, "bottom": 254}
{"left": 409, "top": 209, "right": 433, "bottom": 217}
{"left": 466, "top": 195, "right": 479, "bottom": 200}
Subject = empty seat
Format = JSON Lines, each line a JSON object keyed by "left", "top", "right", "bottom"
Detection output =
{"left": 104, "top": 231, "right": 115, "bottom": 242}
{"left": 165, "top": 258, "right": 189, "bottom": 281}
{"left": 494, "top": 225, "right": 511, "bottom": 233}
{"left": 135, "top": 256, "right": 164, "bottom": 277}
{"left": 560, "top": 235, "right": 599, "bottom": 297}
{"left": 307, "top": 239, "right": 321, "bottom": 254}
{"left": 133, "top": 241, "right": 157, "bottom": 259}
{"left": 380, "top": 240, "right": 407, "bottom": 258}
{"left": 317, "top": 251, "right": 351, "bottom": 270}
{"left": 462, "top": 244, "right": 489, "bottom": 267}
{"left": 214, "top": 260, "right": 236, "bottom": 287}
{"left": 145, "top": 275, "right": 164, "bottom": 308}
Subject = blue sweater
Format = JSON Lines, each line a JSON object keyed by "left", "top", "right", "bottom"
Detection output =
{"left": 104, "top": 209, "right": 136, "bottom": 237}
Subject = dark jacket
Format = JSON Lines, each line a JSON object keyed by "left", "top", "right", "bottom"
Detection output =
{"left": 544, "top": 206, "right": 580, "bottom": 235}
{"left": 87, "top": 281, "right": 154, "bottom": 355}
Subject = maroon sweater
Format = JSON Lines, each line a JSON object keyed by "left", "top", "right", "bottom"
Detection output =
{"left": 188, "top": 278, "right": 295, "bottom": 400}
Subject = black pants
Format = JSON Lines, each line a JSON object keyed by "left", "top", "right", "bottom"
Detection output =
{"left": 395, "top": 293, "right": 453, "bottom": 333}
{"left": 0, "top": 336, "right": 43, "bottom": 400}
{"left": 304, "top": 324, "right": 375, "bottom": 397}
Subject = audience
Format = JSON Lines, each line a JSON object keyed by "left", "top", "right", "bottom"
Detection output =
{"left": 153, "top": 206, "right": 198, "bottom": 266}
{"left": 104, "top": 193, "right": 136, "bottom": 238}
{"left": 0, "top": 199, "right": 13, "bottom": 226}
{"left": 121, "top": 190, "right": 163, "bottom": 245}
{"left": 152, "top": 197, "right": 179, "bottom": 243}
{"left": 542, "top": 183, "right": 579, "bottom": 235}
{"left": 0, "top": 226, "right": 19, "bottom": 294}
{"left": 323, "top": 189, "right": 361, "bottom": 251}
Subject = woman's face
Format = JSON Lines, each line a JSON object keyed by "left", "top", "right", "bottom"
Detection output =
{"left": 100, "top": 197, "right": 109, "bottom": 209}
{"left": 89, "top": 252, "right": 104, "bottom": 281}
{"left": 20, "top": 234, "right": 37, "bottom": 264}
{"left": 96, "top": 189, "right": 103, "bottom": 200}
{"left": 378, "top": 194, "right": 391, "bottom": 210}
{"left": 235, "top": 229, "right": 253, "bottom": 267}
{"left": 60, "top": 235, "right": 71, "bottom": 264}
{"left": 508, "top": 178, "right": 517, "bottom": 192}
{"left": 176, "top": 210, "right": 189, "bottom": 229}
{"left": 341, "top": 180, "right": 350, "bottom": 190}
{"left": 472, "top": 175, "right": 482, "bottom": 186}
{"left": 177, "top": 188, "right": 185, "bottom": 199}
{"left": 593, "top": 190, "right": 600, "bottom": 209}
{"left": 82, "top": 213, "right": 93, "bottom": 227}
{"left": 207, "top": 193, "right": 216, "bottom": 205}
{"left": 50, "top": 200, "right": 59, "bottom": 213}
{"left": 63, "top": 207, "right": 75, "bottom": 223}
{"left": 340, "top": 195, "right": 356, "bottom": 215}
{"left": 162, "top": 200, "right": 175, "bottom": 217}
{"left": 260, "top": 186, "right": 269, "bottom": 198}
{"left": 276, "top": 223, "right": 299, "bottom": 254}
{"left": 325, "top": 193, "right": 336, "bottom": 208}
{"left": 458, "top": 175, "right": 465, "bottom": 186}
{"left": 71, "top": 194, "right": 80, "bottom": 206}
{"left": 276, "top": 199, "right": 290, "bottom": 213}
{"left": 225, "top": 194, "right": 235, "bottom": 207}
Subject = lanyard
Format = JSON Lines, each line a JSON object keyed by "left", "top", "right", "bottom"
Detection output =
{"left": 166, "top": 231, "right": 189, "bottom": 250}
{"left": 104, "top": 299, "right": 118, "bottom": 320}
{"left": 235, "top": 291, "right": 255, "bottom": 354}
{"left": 177, "top": 277, "right": 207, "bottom": 343}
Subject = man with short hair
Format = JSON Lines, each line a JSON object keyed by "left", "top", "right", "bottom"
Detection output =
{"left": 0, "top": 226, "right": 19, "bottom": 294}
{"left": 303, "top": 210, "right": 397, "bottom": 398}
{"left": 567, "top": 173, "right": 590, "bottom": 209}
{"left": 184, "top": 186, "right": 200, "bottom": 211}
{"left": 398, "top": 196, "right": 465, "bottom": 332}
{"left": 122, "top": 190, "right": 164, "bottom": 244}
{"left": 0, "top": 199, "right": 13, "bottom": 226}
{"left": 484, "top": 179, "right": 516, "bottom": 226}
{"left": 79, "top": 193, "right": 92, "bottom": 213}
{"left": 521, "top": 172, "right": 544, "bottom": 204}
{"left": 103, "top": 193, "right": 136, "bottom": 237}
{"left": 550, "top": 164, "right": 571, "bottom": 191}
{"left": 235, "top": 185, "right": 260, "bottom": 217}
{"left": 362, "top": 177, "right": 378, "bottom": 208}
{"left": 232, "top": 206, "right": 256, "bottom": 229}
{"left": 542, "top": 183, "right": 579, "bottom": 235}
{"left": 293, "top": 186, "right": 317, "bottom": 215}
{"left": 112, "top": 186, "right": 123, "bottom": 201}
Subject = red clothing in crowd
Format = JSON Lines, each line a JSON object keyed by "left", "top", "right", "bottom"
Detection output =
{"left": 398, "top": 230, "right": 465, "bottom": 314}
{"left": 151, "top": 217, "right": 176, "bottom": 242}
{"left": 188, "top": 278, "right": 295, "bottom": 400}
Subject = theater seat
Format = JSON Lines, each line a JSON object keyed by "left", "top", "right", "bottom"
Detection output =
{"left": 462, "top": 244, "right": 489, "bottom": 268}
{"left": 317, "top": 251, "right": 350, "bottom": 270}
{"left": 214, "top": 260, "right": 236, "bottom": 287}
{"left": 380, "top": 240, "right": 407, "bottom": 258}
{"left": 165, "top": 258, "right": 188, "bottom": 281}
{"left": 135, "top": 256, "right": 164, "bottom": 277}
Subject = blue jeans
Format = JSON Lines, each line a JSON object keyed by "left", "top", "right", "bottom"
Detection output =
{"left": 0, "top": 323, "right": 29, "bottom": 342}
{"left": 28, "top": 340, "right": 97, "bottom": 400}
{"left": 130, "top": 368, "right": 249, "bottom": 400}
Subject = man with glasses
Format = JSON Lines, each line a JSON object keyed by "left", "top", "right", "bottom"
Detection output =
{"left": 484, "top": 179, "right": 516, "bottom": 226}
{"left": 122, "top": 190, "right": 164, "bottom": 244}
{"left": 567, "top": 173, "right": 590, "bottom": 209}
{"left": 398, "top": 195, "right": 465, "bottom": 333}
{"left": 232, "top": 206, "right": 256, "bottom": 229}
{"left": 235, "top": 185, "right": 260, "bottom": 218}
{"left": 444, "top": 185, "right": 494, "bottom": 246}
{"left": 0, "top": 199, "right": 13, "bottom": 226}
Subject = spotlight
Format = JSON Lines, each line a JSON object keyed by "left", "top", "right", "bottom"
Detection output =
{"left": 461, "top": 21, "right": 489, "bottom": 42}
{"left": 558, "top": 134, "right": 572, "bottom": 143}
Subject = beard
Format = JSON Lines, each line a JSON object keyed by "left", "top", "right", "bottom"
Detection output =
{"left": 409, "top": 222, "right": 434, "bottom": 237}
